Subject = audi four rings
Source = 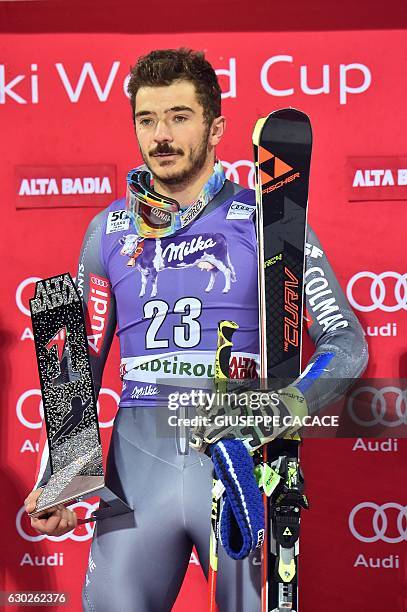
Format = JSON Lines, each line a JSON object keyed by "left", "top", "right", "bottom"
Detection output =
{"left": 347, "top": 272, "right": 407, "bottom": 312}
{"left": 347, "top": 386, "right": 407, "bottom": 426}
{"left": 17, "top": 502, "right": 98, "bottom": 542}
{"left": 16, "top": 388, "right": 119, "bottom": 429}
{"left": 349, "top": 502, "right": 407, "bottom": 543}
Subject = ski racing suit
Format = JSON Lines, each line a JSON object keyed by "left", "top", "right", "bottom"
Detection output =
{"left": 35, "top": 177, "right": 368, "bottom": 612}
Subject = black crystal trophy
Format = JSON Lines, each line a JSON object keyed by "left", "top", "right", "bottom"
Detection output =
{"left": 29, "top": 273, "right": 131, "bottom": 521}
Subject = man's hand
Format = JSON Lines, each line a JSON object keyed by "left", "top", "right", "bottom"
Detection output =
{"left": 189, "top": 386, "right": 308, "bottom": 454}
{"left": 24, "top": 489, "right": 78, "bottom": 537}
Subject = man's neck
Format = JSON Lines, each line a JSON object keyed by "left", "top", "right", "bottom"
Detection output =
{"left": 153, "top": 157, "right": 216, "bottom": 207}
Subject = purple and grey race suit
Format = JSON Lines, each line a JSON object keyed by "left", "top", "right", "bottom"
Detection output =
{"left": 35, "top": 174, "right": 368, "bottom": 612}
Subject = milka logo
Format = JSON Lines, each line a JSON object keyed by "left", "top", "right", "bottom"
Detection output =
{"left": 162, "top": 235, "right": 217, "bottom": 263}
{"left": 130, "top": 385, "right": 159, "bottom": 399}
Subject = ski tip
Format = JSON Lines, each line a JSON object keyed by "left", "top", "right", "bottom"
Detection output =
{"left": 252, "top": 109, "right": 312, "bottom": 148}
{"left": 252, "top": 116, "right": 267, "bottom": 145}
{"left": 272, "top": 108, "right": 310, "bottom": 122}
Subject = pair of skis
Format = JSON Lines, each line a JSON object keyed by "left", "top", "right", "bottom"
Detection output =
{"left": 253, "top": 108, "right": 312, "bottom": 612}
{"left": 208, "top": 109, "right": 312, "bottom": 612}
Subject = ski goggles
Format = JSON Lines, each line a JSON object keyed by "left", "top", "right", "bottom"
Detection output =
{"left": 126, "top": 168, "right": 182, "bottom": 239}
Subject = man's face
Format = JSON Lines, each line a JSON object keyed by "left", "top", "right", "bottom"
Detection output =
{"left": 134, "top": 80, "right": 213, "bottom": 185}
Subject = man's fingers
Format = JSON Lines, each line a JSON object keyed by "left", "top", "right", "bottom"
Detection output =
{"left": 24, "top": 489, "right": 43, "bottom": 513}
{"left": 59, "top": 517, "right": 68, "bottom": 530}
{"left": 31, "top": 513, "right": 61, "bottom": 534}
{"left": 68, "top": 510, "right": 78, "bottom": 529}
{"left": 58, "top": 509, "right": 77, "bottom": 532}
{"left": 67, "top": 517, "right": 76, "bottom": 529}
{"left": 28, "top": 499, "right": 78, "bottom": 536}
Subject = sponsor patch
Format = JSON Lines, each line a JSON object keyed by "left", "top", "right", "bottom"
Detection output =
{"left": 121, "top": 351, "right": 259, "bottom": 383}
{"left": 86, "top": 274, "right": 111, "bottom": 355}
{"left": 226, "top": 201, "right": 256, "bottom": 220}
{"left": 106, "top": 209, "right": 130, "bottom": 234}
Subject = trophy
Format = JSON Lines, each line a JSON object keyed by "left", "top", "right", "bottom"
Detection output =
{"left": 29, "top": 273, "right": 131, "bottom": 521}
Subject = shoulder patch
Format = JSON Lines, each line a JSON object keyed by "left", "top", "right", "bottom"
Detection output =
{"left": 226, "top": 200, "right": 256, "bottom": 220}
{"left": 106, "top": 209, "right": 130, "bottom": 234}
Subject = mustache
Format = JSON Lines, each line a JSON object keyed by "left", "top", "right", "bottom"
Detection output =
{"left": 150, "top": 143, "right": 184, "bottom": 156}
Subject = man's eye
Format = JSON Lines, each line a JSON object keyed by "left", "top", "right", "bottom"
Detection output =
{"left": 139, "top": 118, "right": 153, "bottom": 127}
{"left": 174, "top": 116, "right": 187, "bottom": 123}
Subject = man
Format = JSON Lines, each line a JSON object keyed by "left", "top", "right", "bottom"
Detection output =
{"left": 25, "top": 48, "right": 368, "bottom": 611}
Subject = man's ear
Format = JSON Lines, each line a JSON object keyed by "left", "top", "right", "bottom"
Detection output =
{"left": 209, "top": 116, "right": 226, "bottom": 146}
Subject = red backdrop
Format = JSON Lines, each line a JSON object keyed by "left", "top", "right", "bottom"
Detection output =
{"left": 1, "top": 29, "right": 406, "bottom": 612}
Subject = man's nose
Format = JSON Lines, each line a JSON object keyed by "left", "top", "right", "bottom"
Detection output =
{"left": 154, "top": 120, "right": 173, "bottom": 143}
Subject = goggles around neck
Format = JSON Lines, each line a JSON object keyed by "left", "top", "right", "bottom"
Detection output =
{"left": 125, "top": 161, "right": 226, "bottom": 239}
{"left": 126, "top": 169, "right": 181, "bottom": 238}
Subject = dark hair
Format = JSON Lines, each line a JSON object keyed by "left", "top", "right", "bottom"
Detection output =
{"left": 127, "top": 48, "right": 222, "bottom": 126}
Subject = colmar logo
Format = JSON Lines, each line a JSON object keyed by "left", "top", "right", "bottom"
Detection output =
{"left": 152, "top": 206, "right": 172, "bottom": 223}
{"left": 305, "top": 266, "right": 349, "bottom": 332}
{"left": 15, "top": 165, "right": 116, "bottom": 209}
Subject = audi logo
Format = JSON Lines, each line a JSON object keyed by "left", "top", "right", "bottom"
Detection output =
{"left": 90, "top": 276, "right": 109, "bottom": 288}
{"left": 347, "top": 271, "right": 407, "bottom": 312}
{"left": 349, "top": 502, "right": 407, "bottom": 543}
{"left": 221, "top": 159, "right": 256, "bottom": 189}
{"left": 347, "top": 386, "right": 407, "bottom": 427}
{"left": 16, "top": 277, "right": 42, "bottom": 317}
{"left": 17, "top": 390, "right": 44, "bottom": 430}
{"left": 16, "top": 502, "right": 98, "bottom": 542}
{"left": 232, "top": 204, "right": 252, "bottom": 211}
{"left": 16, "top": 388, "right": 119, "bottom": 429}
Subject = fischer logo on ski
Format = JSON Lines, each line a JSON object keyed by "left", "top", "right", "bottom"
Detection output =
{"left": 257, "top": 146, "right": 301, "bottom": 193}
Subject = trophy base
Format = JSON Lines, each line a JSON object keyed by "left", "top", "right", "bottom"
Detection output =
{"left": 31, "top": 475, "right": 132, "bottom": 521}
